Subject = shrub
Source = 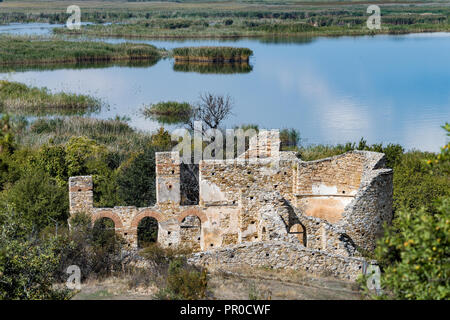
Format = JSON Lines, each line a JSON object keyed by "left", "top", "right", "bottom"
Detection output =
{"left": 1, "top": 169, "right": 69, "bottom": 232}
{"left": 0, "top": 211, "right": 72, "bottom": 300}
{"left": 375, "top": 198, "right": 450, "bottom": 299}
{"left": 55, "top": 212, "right": 125, "bottom": 282}
{"left": 393, "top": 151, "right": 449, "bottom": 213}
{"left": 155, "top": 257, "right": 208, "bottom": 300}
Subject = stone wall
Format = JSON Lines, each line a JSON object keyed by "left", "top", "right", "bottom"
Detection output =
{"left": 67, "top": 129, "right": 393, "bottom": 281}
{"left": 188, "top": 241, "right": 372, "bottom": 281}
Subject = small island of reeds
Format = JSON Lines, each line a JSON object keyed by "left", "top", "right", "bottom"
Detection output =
{"left": 142, "top": 101, "right": 193, "bottom": 124}
{"left": 172, "top": 47, "right": 253, "bottom": 63}
{"left": 0, "top": 36, "right": 164, "bottom": 67}
{"left": 173, "top": 61, "right": 252, "bottom": 74}
{"left": 0, "top": 80, "right": 102, "bottom": 116}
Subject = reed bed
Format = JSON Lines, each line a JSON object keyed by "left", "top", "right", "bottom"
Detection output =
{"left": 173, "top": 61, "right": 252, "bottom": 74}
{"left": 172, "top": 47, "right": 253, "bottom": 62}
{"left": 0, "top": 36, "right": 163, "bottom": 67}
{"left": 0, "top": 80, "right": 102, "bottom": 115}
{"left": 142, "top": 101, "right": 193, "bottom": 125}
{"left": 16, "top": 116, "right": 152, "bottom": 154}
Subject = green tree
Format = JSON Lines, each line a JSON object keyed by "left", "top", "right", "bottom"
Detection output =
{"left": 375, "top": 198, "right": 450, "bottom": 299}
{"left": 116, "top": 145, "right": 156, "bottom": 207}
{"left": 1, "top": 169, "right": 69, "bottom": 232}
{"left": 0, "top": 211, "right": 71, "bottom": 300}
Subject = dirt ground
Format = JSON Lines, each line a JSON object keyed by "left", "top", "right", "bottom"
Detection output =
{"left": 73, "top": 267, "right": 362, "bottom": 300}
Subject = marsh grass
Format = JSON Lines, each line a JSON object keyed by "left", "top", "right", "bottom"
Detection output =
{"left": 172, "top": 46, "right": 253, "bottom": 62}
{"left": 0, "top": 59, "right": 158, "bottom": 73}
{"left": 0, "top": 35, "right": 163, "bottom": 67}
{"left": 173, "top": 61, "right": 253, "bottom": 74}
{"left": 0, "top": 80, "right": 102, "bottom": 115}
{"left": 142, "top": 101, "right": 193, "bottom": 125}
{"left": 16, "top": 116, "right": 153, "bottom": 155}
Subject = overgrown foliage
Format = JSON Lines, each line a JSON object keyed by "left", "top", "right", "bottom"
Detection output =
{"left": 0, "top": 36, "right": 163, "bottom": 67}
{"left": 140, "top": 244, "right": 208, "bottom": 300}
{"left": 173, "top": 47, "right": 253, "bottom": 62}
{"left": 0, "top": 80, "right": 102, "bottom": 116}
{"left": 374, "top": 198, "right": 449, "bottom": 299}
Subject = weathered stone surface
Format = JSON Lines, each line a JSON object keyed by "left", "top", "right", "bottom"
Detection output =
{"left": 68, "top": 129, "right": 392, "bottom": 281}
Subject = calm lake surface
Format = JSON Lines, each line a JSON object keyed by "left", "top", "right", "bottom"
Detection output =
{"left": 1, "top": 24, "right": 449, "bottom": 152}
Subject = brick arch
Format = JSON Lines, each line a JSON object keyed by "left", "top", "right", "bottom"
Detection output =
{"left": 92, "top": 211, "right": 123, "bottom": 230}
{"left": 131, "top": 210, "right": 164, "bottom": 228}
{"left": 177, "top": 208, "right": 207, "bottom": 224}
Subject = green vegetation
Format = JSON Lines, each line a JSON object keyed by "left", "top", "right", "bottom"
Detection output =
{"left": 0, "top": 80, "right": 102, "bottom": 115}
{"left": 0, "top": 112, "right": 448, "bottom": 299}
{"left": 374, "top": 198, "right": 449, "bottom": 299}
{"left": 142, "top": 101, "right": 193, "bottom": 124}
{"left": 46, "top": 2, "right": 450, "bottom": 39}
{"left": 0, "top": 36, "right": 163, "bottom": 67}
{"left": 173, "top": 61, "right": 253, "bottom": 74}
{"left": 172, "top": 47, "right": 253, "bottom": 62}
{"left": 140, "top": 244, "right": 208, "bottom": 300}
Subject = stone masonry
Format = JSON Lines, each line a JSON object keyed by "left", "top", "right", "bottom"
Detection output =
{"left": 68, "top": 129, "right": 393, "bottom": 281}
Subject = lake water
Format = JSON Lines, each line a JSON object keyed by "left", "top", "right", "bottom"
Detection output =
{"left": 1, "top": 23, "right": 449, "bottom": 152}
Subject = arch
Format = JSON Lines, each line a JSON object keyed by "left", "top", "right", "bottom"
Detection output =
{"left": 177, "top": 208, "right": 207, "bottom": 224}
{"left": 131, "top": 210, "right": 164, "bottom": 228}
{"left": 179, "top": 214, "right": 202, "bottom": 252}
{"left": 137, "top": 216, "right": 159, "bottom": 248}
{"left": 289, "top": 223, "right": 306, "bottom": 246}
{"left": 92, "top": 211, "right": 123, "bottom": 230}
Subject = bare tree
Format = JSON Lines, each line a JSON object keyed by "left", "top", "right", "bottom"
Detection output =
{"left": 182, "top": 93, "right": 234, "bottom": 205}
{"left": 186, "top": 92, "right": 234, "bottom": 134}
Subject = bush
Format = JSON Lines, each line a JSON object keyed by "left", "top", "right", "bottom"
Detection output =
{"left": 0, "top": 211, "right": 72, "bottom": 300}
{"left": 375, "top": 198, "right": 450, "bottom": 299}
{"left": 393, "top": 151, "right": 449, "bottom": 213}
{"left": 155, "top": 257, "right": 208, "bottom": 300}
{"left": 1, "top": 169, "right": 69, "bottom": 232}
{"left": 55, "top": 213, "right": 125, "bottom": 282}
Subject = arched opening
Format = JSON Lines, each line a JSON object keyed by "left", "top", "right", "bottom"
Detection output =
{"left": 92, "top": 217, "right": 116, "bottom": 247}
{"left": 137, "top": 217, "right": 159, "bottom": 248}
{"left": 180, "top": 215, "right": 201, "bottom": 251}
{"left": 289, "top": 223, "right": 306, "bottom": 246}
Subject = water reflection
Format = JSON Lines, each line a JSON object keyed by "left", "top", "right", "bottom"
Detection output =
{"left": 0, "top": 59, "right": 159, "bottom": 73}
{"left": 173, "top": 61, "right": 253, "bottom": 74}
{"left": 0, "top": 24, "right": 448, "bottom": 152}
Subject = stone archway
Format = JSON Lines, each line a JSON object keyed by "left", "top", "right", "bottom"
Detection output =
{"left": 177, "top": 208, "right": 207, "bottom": 224}
{"left": 130, "top": 210, "right": 163, "bottom": 228}
{"left": 180, "top": 215, "right": 202, "bottom": 252}
{"left": 92, "top": 211, "right": 124, "bottom": 231}
{"left": 129, "top": 210, "right": 164, "bottom": 247}
{"left": 137, "top": 217, "right": 159, "bottom": 248}
{"left": 289, "top": 223, "right": 306, "bottom": 246}
{"left": 177, "top": 208, "right": 206, "bottom": 252}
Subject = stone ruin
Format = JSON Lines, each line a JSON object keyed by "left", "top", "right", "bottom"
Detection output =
{"left": 68, "top": 130, "right": 393, "bottom": 281}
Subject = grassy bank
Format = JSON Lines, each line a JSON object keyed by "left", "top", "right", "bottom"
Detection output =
{"left": 53, "top": 19, "right": 450, "bottom": 39}
{"left": 45, "top": 2, "right": 450, "bottom": 39}
{"left": 142, "top": 101, "right": 193, "bottom": 124}
{"left": 0, "top": 80, "right": 102, "bottom": 115}
{"left": 0, "top": 36, "right": 164, "bottom": 67}
{"left": 172, "top": 47, "right": 253, "bottom": 62}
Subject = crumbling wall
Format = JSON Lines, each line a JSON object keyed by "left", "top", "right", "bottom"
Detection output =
{"left": 188, "top": 241, "right": 370, "bottom": 281}
{"left": 294, "top": 152, "right": 366, "bottom": 223}
{"left": 339, "top": 167, "right": 393, "bottom": 253}
{"left": 67, "top": 129, "right": 393, "bottom": 281}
